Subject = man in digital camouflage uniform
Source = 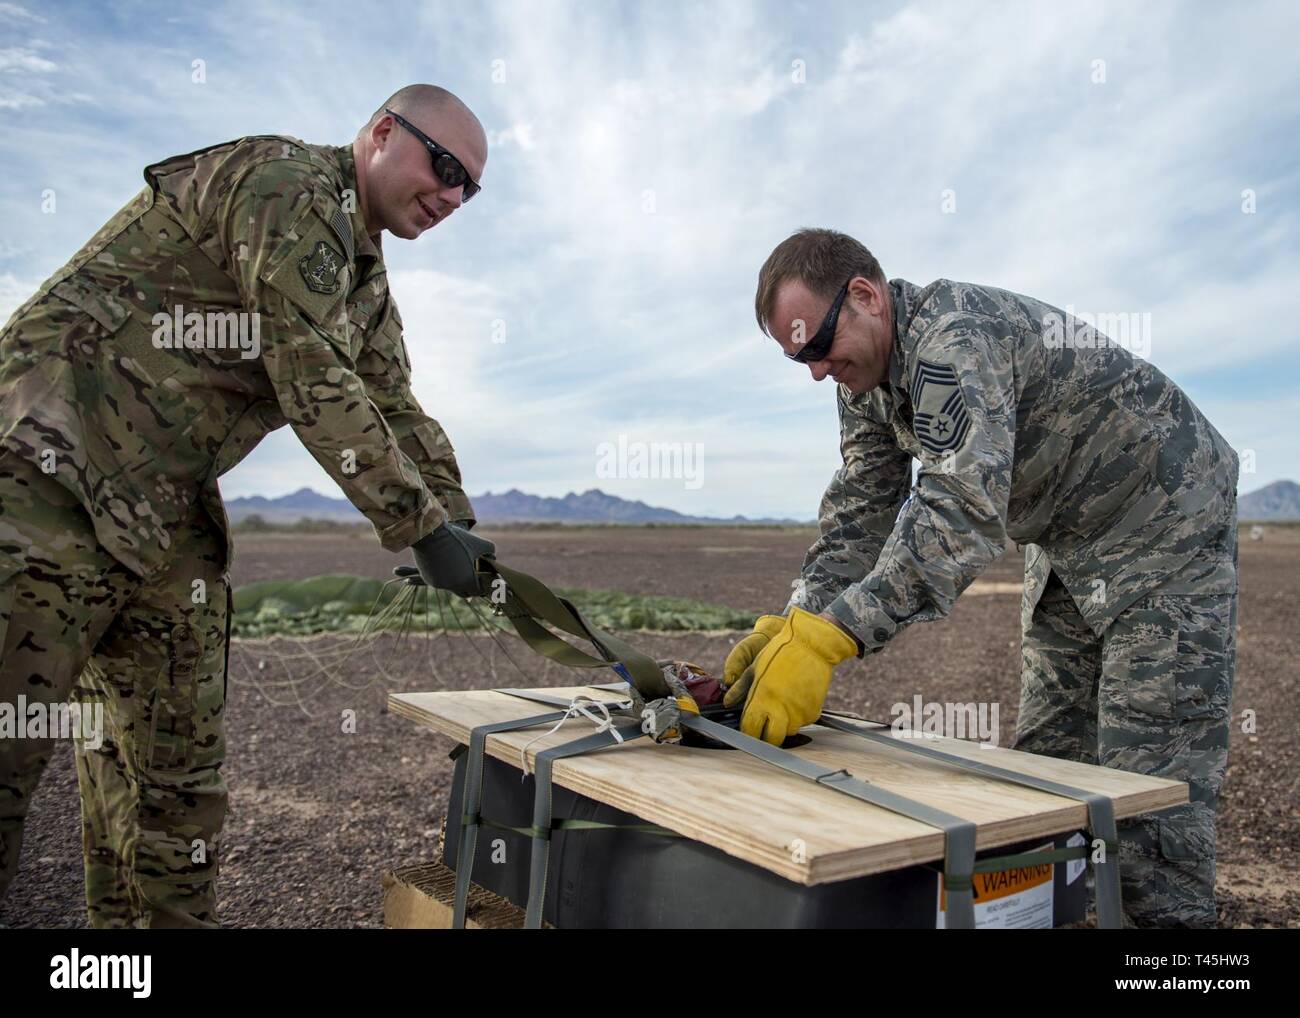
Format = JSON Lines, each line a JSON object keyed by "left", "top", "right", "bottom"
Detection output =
{"left": 724, "top": 228, "right": 1238, "bottom": 928}
{"left": 0, "top": 84, "right": 496, "bottom": 927}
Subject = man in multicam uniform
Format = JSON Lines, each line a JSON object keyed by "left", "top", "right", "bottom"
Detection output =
{"left": 0, "top": 84, "right": 495, "bottom": 927}
{"left": 724, "top": 228, "right": 1238, "bottom": 928}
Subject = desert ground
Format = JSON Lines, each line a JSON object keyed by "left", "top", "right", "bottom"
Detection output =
{"left": 3, "top": 524, "right": 1296, "bottom": 928}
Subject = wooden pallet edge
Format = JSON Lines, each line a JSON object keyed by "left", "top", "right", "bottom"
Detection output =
{"left": 382, "top": 858, "right": 551, "bottom": 929}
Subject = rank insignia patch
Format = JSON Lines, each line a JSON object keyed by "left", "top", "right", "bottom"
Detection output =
{"left": 299, "top": 240, "right": 343, "bottom": 294}
{"left": 911, "top": 359, "right": 971, "bottom": 455}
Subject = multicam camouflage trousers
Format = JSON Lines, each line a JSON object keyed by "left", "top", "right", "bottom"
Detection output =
{"left": 0, "top": 452, "right": 229, "bottom": 927}
{"left": 1014, "top": 501, "right": 1238, "bottom": 929}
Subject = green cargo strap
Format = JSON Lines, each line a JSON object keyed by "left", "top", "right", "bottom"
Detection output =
{"left": 972, "top": 844, "right": 1094, "bottom": 873}
{"left": 680, "top": 714, "right": 980, "bottom": 930}
{"left": 496, "top": 685, "right": 982, "bottom": 929}
{"left": 928, "top": 842, "right": 1099, "bottom": 891}
{"left": 815, "top": 713, "right": 1124, "bottom": 930}
{"left": 470, "top": 814, "right": 681, "bottom": 839}
{"left": 525, "top": 720, "right": 648, "bottom": 929}
{"left": 482, "top": 560, "right": 670, "bottom": 699}
{"left": 451, "top": 710, "right": 571, "bottom": 929}
{"left": 555, "top": 818, "right": 680, "bottom": 837}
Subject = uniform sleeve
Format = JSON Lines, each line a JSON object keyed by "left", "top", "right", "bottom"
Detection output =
{"left": 786, "top": 388, "right": 911, "bottom": 615}
{"left": 823, "top": 312, "right": 1016, "bottom": 653}
{"left": 355, "top": 294, "right": 476, "bottom": 525}
{"left": 220, "top": 161, "right": 446, "bottom": 550}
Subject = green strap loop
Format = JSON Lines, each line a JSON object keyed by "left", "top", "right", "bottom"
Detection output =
{"left": 553, "top": 818, "right": 680, "bottom": 838}
{"left": 467, "top": 814, "right": 682, "bottom": 840}
{"left": 483, "top": 560, "right": 669, "bottom": 698}
{"left": 971, "top": 845, "right": 1088, "bottom": 873}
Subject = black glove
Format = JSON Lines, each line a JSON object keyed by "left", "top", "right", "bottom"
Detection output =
{"left": 407, "top": 523, "right": 496, "bottom": 597}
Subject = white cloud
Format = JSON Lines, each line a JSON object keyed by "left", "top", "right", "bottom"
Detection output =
{"left": 0, "top": 3, "right": 44, "bottom": 24}
{"left": 3, "top": 0, "right": 1298, "bottom": 519}
{"left": 0, "top": 47, "right": 56, "bottom": 72}
{"left": 488, "top": 122, "right": 533, "bottom": 150}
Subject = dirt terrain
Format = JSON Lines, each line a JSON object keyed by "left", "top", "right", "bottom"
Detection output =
{"left": 3, "top": 525, "right": 1297, "bottom": 928}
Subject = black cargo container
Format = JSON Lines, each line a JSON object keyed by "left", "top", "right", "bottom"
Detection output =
{"left": 443, "top": 747, "right": 1089, "bottom": 929}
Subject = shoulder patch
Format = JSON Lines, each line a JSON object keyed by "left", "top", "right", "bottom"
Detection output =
{"left": 298, "top": 240, "right": 344, "bottom": 294}
{"left": 911, "top": 359, "right": 971, "bottom": 455}
{"left": 328, "top": 207, "right": 354, "bottom": 263}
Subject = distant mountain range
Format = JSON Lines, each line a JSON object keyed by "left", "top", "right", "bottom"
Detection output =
{"left": 1239, "top": 480, "right": 1300, "bottom": 521}
{"left": 225, "top": 487, "right": 805, "bottom": 525}
{"left": 226, "top": 479, "right": 1300, "bottom": 527}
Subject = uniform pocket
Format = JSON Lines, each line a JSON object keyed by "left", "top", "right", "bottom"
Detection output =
{"left": 144, "top": 621, "right": 202, "bottom": 771}
{"left": 46, "top": 277, "right": 196, "bottom": 474}
{"left": 356, "top": 299, "right": 410, "bottom": 397}
{"left": 50, "top": 277, "right": 132, "bottom": 334}
{"left": 1104, "top": 595, "right": 1180, "bottom": 719}
{"left": 1056, "top": 451, "right": 1151, "bottom": 538}
{"left": 1158, "top": 808, "right": 1215, "bottom": 864}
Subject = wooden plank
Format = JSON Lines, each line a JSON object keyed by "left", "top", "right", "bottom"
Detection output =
{"left": 390, "top": 685, "right": 1186, "bottom": 885}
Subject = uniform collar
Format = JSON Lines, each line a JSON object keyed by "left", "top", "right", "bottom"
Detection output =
{"left": 886, "top": 278, "right": 908, "bottom": 396}
{"left": 334, "top": 144, "right": 384, "bottom": 265}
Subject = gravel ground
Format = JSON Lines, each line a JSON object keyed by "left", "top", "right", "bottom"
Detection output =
{"left": 3, "top": 525, "right": 1296, "bottom": 928}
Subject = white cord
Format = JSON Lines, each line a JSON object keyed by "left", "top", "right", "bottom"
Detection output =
{"left": 519, "top": 695, "right": 630, "bottom": 777}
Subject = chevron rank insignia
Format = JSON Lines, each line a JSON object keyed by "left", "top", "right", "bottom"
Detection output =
{"left": 911, "top": 359, "right": 971, "bottom": 455}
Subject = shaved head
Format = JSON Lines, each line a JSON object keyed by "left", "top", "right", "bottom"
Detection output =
{"left": 360, "top": 84, "right": 481, "bottom": 138}
{"left": 353, "top": 83, "right": 487, "bottom": 240}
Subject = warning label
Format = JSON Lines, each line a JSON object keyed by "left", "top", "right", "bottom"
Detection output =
{"left": 936, "top": 843, "right": 1055, "bottom": 929}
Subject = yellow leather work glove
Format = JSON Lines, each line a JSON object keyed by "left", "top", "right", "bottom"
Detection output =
{"left": 722, "top": 615, "right": 786, "bottom": 691}
{"left": 738, "top": 608, "right": 858, "bottom": 746}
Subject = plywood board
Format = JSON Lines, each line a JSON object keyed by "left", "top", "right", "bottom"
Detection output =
{"left": 390, "top": 685, "right": 1185, "bottom": 885}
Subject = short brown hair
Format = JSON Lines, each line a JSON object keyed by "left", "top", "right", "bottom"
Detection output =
{"left": 754, "top": 228, "right": 887, "bottom": 336}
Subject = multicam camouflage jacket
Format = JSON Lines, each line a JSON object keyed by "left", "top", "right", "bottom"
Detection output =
{"left": 788, "top": 278, "right": 1239, "bottom": 651}
{"left": 0, "top": 136, "right": 473, "bottom": 577}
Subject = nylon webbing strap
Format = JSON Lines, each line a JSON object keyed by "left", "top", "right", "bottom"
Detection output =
{"left": 451, "top": 710, "right": 570, "bottom": 929}
{"left": 680, "top": 715, "right": 979, "bottom": 929}
{"left": 525, "top": 721, "right": 647, "bottom": 929}
{"left": 483, "top": 561, "right": 670, "bottom": 698}
{"left": 815, "top": 713, "right": 1124, "bottom": 929}
{"left": 494, "top": 687, "right": 633, "bottom": 712}
{"left": 473, "top": 816, "right": 680, "bottom": 839}
{"left": 494, "top": 686, "right": 978, "bottom": 928}
{"left": 971, "top": 844, "right": 1089, "bottom": 872}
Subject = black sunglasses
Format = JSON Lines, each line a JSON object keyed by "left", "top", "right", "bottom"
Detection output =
{"left": 785, "top": 278, "right": 851, "bottom": 363}
{"left": 385, "top": 108, "right": 481, "bottom": 203}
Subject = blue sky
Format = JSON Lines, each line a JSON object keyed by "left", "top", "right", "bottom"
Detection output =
{"left": 2, "top": 0, "right": 1296, "bottom": 518}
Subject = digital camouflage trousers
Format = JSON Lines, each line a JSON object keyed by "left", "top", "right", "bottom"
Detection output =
{"left": 1014, "top": 499, "right": 1238, "bottom": 928}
